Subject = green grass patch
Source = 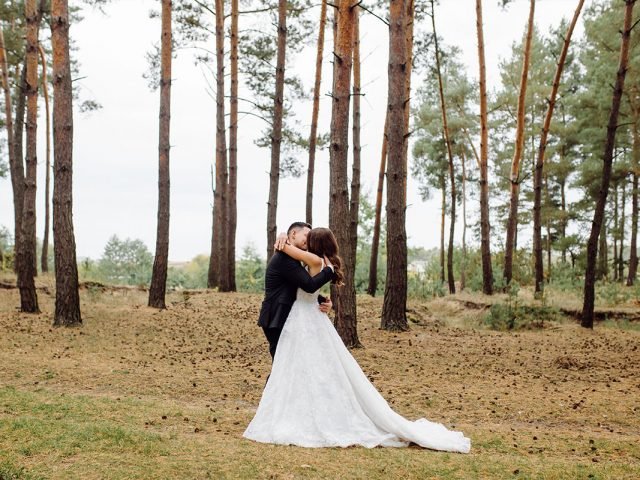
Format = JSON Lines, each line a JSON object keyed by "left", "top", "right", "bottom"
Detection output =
{"left": 0, "top": 460, "right": 44, "bottom": 480}
{"left": 2, "top": 384, "right": 638, "bottom": 480}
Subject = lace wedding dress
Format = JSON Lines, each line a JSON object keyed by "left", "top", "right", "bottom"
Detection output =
{"left": 243, "top": 287, "right": 471, "bottom": 453}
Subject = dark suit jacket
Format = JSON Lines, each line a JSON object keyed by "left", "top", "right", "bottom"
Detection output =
{"left": 257, "top": 251, "right": 334, "bottom": 330}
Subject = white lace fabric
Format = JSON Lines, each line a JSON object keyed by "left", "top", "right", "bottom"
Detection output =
{"left": 243, "top": 288, "right": 471, "bottom": 453}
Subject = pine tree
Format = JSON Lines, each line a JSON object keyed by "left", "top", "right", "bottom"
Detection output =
{"left": 149, "top": 0, "right": 173, "bottom": 308}
{"left": 51, "top": 0, "right": 81, "bottom": 326}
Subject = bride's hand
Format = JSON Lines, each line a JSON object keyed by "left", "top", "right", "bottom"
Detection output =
{"left": 274, "top": 232, "right": 288, "bottom": 251}
{"left": 319, "top": 296, "right": 332, "bottom": 313}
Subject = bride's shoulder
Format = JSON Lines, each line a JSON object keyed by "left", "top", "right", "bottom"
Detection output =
{"left": 306, "top": 252, "right": 323, "bottom": 268}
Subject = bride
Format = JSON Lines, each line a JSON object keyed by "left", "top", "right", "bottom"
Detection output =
{"left": 243, "top": 227, "right": 471, "bottom": 453}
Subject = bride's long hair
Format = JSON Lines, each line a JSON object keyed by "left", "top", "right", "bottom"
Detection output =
{"left": 307, "top": 228, "right": 345, "bottom": 286}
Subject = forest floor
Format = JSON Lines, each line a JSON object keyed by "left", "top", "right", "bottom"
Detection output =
{"left": 0, "top": 274, "right": 639, "bottom": 479}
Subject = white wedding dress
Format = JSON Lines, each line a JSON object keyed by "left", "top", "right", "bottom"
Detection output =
{"left": 243, "top": 286, "right": 471, "bottom": 453}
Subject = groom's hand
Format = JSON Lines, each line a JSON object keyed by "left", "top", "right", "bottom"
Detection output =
{"left": 323, "top": 255, "right": 334, "bottom": 272}
{"left": 274, "top": 232, "right": 289, "bottom": 251}
{"left": 319, "top": 296, "right": 332, "bottom": 313}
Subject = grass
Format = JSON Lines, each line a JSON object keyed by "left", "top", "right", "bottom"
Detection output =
{"left": 0, "top": 275, "right": 639, "bottom": 479}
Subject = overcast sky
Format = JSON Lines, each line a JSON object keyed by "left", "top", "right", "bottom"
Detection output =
{"left": 0, "top": 0, "right": 589, "bottom": 262}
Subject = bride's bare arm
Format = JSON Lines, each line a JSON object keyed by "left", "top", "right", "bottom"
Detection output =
{"left": 280, "top": 243, "right": 323, "bottom": 269}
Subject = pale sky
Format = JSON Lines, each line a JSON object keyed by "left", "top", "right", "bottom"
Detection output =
{"left": 0, "top": 0, "right": 589, "bottom": 262}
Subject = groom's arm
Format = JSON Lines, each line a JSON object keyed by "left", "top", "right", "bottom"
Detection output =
{"left": 281, "top": 257, "right": 334, "bottom": 293}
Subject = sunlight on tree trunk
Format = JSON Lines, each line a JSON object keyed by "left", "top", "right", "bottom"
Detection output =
{"left": 533, "top": 0, "right": 585, "bottom": 295}
{"left": 503, "top": 0, "right": 535, "bottom": 289}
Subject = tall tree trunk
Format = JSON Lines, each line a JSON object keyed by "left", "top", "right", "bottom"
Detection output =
{"left": 149, "top": 0, "right": 172, "bottom": 309}
{"left": 582, "top": 0, "right": 635, "bottom": 329}
{"left": 460, "top": 148, "right": 468, "bottom": 291}
{"left": 265, "top": 0, "right": 286, "bottom": 263}
{"left": 560, "top": 137, "right": 568, "bottom": 263}
{"left": 430, "top": 0, "right": 456, "bottom": 294}
{"left": 0, "top": 26, "right": 21, "bottom": 269}
{"left": 476, "top": 0, "right": 493, "bottom": 295}
{"left": 628, "top": 112, "right": 639, "bottom": 285}
{"left": 544, "top": 173, "right": 552, "bottom": 282}
{"left": 614, "top": 181, "right": 620, "bottom": 281}
{"left": 597, "top": 221, "right": 608, "bottom": 280}
{"left": 533, "top": 0, "right": 584, "bottom": 293}
{"left": 38, "top": 44, "right": 51, "bottom": 273}
{"left": 367, "top": 114, "right": 387, "bottom": 296}
{"left": 51, "top": 0, "right": 81, "bottom": 326}
{"left": 0, "top": 28, "right": 16, "bottom": 243}
{"left": 329, "top": 0, "right": 359, "bottom": 347}
{"left": 381, "top": 0, "right": 408, "bottom": 331}
{"left": 402, "top": 0, "right": 414, "bottom": 204}
{"left": 614, "top": 182, "right": 620, "bottom": 281}
{"left": 306, "top": 0, "right": 327, "bottom": 225}
{"left": 619, "top": 178, "right": 626, "bottom": 281}
{"left": 227, "top": 0, "right": 238, "bottom": 291}
{"left": 349, "top": 6, "right": 361, "bottom": 271}
{"left": 10, "top": 64, "right": 26, "bottom": 271}
{"left": 17, "top": 0, "right": 40, "bottom": 312}
{"left": 208, "top": 0, "right": 229, "bottom": 288}
{"left": 440, "top": 172, "right": 446, "bottom": 284}
{"left": 503, "top": 0, "right": 535, "bottom": 289}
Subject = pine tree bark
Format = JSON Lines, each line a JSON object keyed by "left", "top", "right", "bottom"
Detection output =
{"left": 0, "top": 28, "right": 16, "bottom": 232}
{"left": 619, "top": 179, "right": 626, "bottom": 281}
{"left": 227, "top": 0, "right": 238, "bottom": 291}
{"left": 402, "top": 0, "right": 414, "bottom": 204}
{"left": 349, "top": 6, "right": 361, "bottom": 271}
{"left": 503, "top": 0, "right": 535, "bottom": 289}
{"left": 51, "top": 0, "right": 81, "bottom": 326}
{"left": 381, "top": 0, "right": 408, "bottom": 331}
{"left": 597, "top": 221, "right": 608, "bottom": 280}
{"left": 0, "top": 27, "right": 22, "bottom": 269}
{"left": 544, "top": 173, "right": 552, "bottom": 282}
{"left": 329, "top": 0, "right": 359, "bottom": 347}
{"left": 17, "top": 0, "right": 40, "bottom": 312}
{"left": 460, "top": 148, "right": 468, "bottom": 291}
{"left": 306, "top": 0, "right": 327, "bottom": 225}
{"left": 208, "top": 0, "right": 229, "bottom": 288}
{"left": 440, "top": 171, "right": 446, "bottom": 284}
{"left": 533, "top": 0, "right": 584, "bottom": 294}
{"left": 149, "top": 0, "right": 172, "bottom": 308}
{"left": 13, "top": 0, "right": 45, "bottom": 268}
{"left": 627, "top": 113, "right": 639, "bottom": 285}
{"left": 37, "top": 44, "right": 51, "bottom": 273}
{"left": 476, "top": 0, "right": 493, "bottom": 295}
{"left": 431, "top": 0, "right": 456, "bottom": 294}
{"left": 265, "top": 0, "right": 287, "bottom": 263}
{"left": 10, "top": 63, "right": 26, "bottom": 272}
{"left": 614, "top": 182, "right": 619, "bottom": 282}
{"left": 582, "top": 0, "right": 636, "bottom": 329}
{"left": 367, "top": 114, "right": 388, "bottom": 296}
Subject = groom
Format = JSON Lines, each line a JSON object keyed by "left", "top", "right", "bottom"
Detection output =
{"left": 258, "top": 221, "right": 334, "bottom": 360}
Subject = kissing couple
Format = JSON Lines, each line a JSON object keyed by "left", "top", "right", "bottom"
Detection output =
{"left": 243, "top": 222, "right": 470, "bottom": 452}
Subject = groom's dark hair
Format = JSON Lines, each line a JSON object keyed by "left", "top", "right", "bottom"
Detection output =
{"left": 287, "top": 221, "right": 312, "bottom": 235}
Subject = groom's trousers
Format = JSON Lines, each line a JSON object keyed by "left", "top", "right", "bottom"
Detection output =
{"left": 262, "top": 327, "right": 282, "bottom": 360}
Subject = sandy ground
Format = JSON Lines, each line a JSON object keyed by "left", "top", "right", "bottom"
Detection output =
{"left": 0, "top": 283, "right": 639, "bottom": 479}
